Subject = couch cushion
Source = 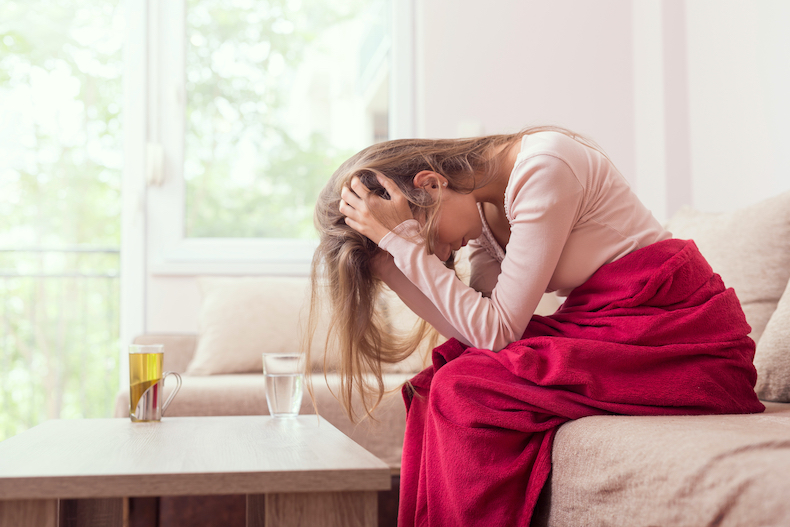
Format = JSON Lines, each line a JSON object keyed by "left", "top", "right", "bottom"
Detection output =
{"left": 114, "top": 373, "right": 266, "bottom": 417}
{"left": 307, "top": 373, "right": 411, "bottom": 469}
{"left": 665, "top": 191, "right": 790, "bottom": 343}
{"left": 186, "top": 276, "right": 330, "bottom": 375}
{"left": 754, "top": 276, "right": 790, "bottom": 402}
{"left": 532, "top": 402, "right": 790, "bottom": 527}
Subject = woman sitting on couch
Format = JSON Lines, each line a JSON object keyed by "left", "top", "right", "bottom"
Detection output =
{"left": 308, "top": 126, "right": 764, "bottom": 527}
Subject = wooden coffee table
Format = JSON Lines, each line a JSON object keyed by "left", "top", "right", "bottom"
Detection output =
{"left": 0, "top": 415, "right": 391, "bottom": 527}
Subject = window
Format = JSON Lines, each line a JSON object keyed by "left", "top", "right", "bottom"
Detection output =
{"left": 0, "top": 0, "right": 124, "bottom": 440}
{"left": 142, "top": 0, "right": 405, "bottom": 276}
{"left": 184, "top": 0, "right": 391, "bottom": 239}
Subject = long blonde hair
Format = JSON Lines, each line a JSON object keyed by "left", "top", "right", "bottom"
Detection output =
{"left": 307, "top": 126, "right": 600, "bottom": 422}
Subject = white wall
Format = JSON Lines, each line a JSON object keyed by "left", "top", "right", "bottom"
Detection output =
{"left": 417, "top": 0, "right": 636, "bottom": 184}
{"left": 686, "top": 0, "right": 790, "bottom": 212}
{"left": 140, "top": 0, "right": 790, "bottom": 334}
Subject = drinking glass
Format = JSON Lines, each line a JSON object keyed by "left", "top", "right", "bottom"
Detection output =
{"left": 262, "top": 353, "right": 304, "bottom": 418}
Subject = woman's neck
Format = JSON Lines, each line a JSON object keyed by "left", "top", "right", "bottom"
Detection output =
{"left": 472, "top": 138, "right": 522, "bottom": 205}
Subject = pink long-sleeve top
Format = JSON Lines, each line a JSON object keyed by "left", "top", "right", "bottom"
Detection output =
{"left": 377, "top": 131, "right": 671, "bottom": 351}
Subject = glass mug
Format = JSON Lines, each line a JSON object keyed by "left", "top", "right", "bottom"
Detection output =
{"left": 129, "top": 344, "right": 182, "bottom": 422}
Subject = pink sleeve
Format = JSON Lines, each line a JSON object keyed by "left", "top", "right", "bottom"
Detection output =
{"left": 374, "top": 251, "right": 472, "bottom": 346}
{"left": 378, "top": 154, "right": 583, "bottom": 351}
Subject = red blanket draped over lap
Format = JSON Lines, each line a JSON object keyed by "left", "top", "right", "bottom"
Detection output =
{"left": 398, "top": 239, "right": 764, "bottom": 527}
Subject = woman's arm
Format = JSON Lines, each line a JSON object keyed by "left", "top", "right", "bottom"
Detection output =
{"left": 379, "top": 154, "right": 584, "bottom": 351}
{"left": 374, "top": 238, "right": 505, "bottom": 345}
{"left": 374, "top": 252, "right": 472, "bottom": 346}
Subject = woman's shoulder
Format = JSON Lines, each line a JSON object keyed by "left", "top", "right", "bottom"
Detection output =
{"left": 511, "top": 131, "right": 588, "bottom": 185}
{"left": 517, "top": 130, "right": 586, "bottom": 162}
{"left": 505, "top": 132, "right": 587, "bottom": 221}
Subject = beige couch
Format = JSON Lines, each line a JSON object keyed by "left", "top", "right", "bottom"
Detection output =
{"left": 115, "top": 191, "right": 790, "bottom": 526}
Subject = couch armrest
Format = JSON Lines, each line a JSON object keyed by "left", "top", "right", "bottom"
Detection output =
{"left": 132, "top": 334, "right": 197, "bottom": 373}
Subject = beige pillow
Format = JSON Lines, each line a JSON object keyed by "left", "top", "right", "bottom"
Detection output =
{"left": 754, "top": 277, "right": 790, "bottom": 402}
{"left": 186, "top": 276, "right": 330, "bottom": 375}
{"left": 665, "top": 191, "right": 790, "bottom": 343}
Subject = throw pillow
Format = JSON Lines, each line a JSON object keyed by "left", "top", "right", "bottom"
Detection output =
{"left": 665, "top": 191, "right": 790, "bottom": 343}
{"left": 186, "top": 276, "right": 330, "bottom": 375}
{"left": 754, "top": 277, "right": 790, "bottom": 402}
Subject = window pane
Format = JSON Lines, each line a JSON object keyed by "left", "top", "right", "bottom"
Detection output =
{"left": 185, "top": 0, "right": 390, "bottom": 238}
{"left": 0, "top": 0, "right": 123, "bottom": 440}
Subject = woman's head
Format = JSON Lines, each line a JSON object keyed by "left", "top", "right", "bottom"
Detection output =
{"left": 314, "top": 134, "right": 521, "bottom": 260}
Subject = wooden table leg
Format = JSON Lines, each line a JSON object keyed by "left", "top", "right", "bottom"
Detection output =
{"left": 0, "top": 499, "right": 58, "bottom": 527}
{"left": 59, "top": 498, "right": 123, "bottom": 527}
{"left": 247, "top": 491, "right": 377, "bottom": 527}
{"left": 247, "top": 494, "right": 266, "bottom": 527}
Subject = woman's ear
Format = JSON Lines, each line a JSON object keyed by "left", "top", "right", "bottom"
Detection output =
{"left": 413, "top": 170, "right": 448, "bottom": 191}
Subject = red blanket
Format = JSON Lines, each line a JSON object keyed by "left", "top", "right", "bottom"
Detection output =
{"left": 399, "top": 239, "right": 764, "bottom": 527}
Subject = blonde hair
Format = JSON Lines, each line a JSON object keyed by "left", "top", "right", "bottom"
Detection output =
{"left": 307, "top": 126, "right": 601, "bottom": 422}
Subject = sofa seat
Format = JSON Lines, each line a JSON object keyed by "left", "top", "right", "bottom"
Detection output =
{"left": 533, "top": 401, "right": 790, "bottom": 526}
{"left": 114, "top": 371, "right": 413, "bottom": 470}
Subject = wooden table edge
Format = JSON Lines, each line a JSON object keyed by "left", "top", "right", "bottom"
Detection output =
{"left": 0, "top": 466, "right": 391, "bottom": 500}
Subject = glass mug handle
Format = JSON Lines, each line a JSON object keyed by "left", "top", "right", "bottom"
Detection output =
{"left": 161, "top": 371, "right": 182, "bottom": 416}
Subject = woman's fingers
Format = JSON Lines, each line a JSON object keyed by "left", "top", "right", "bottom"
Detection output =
{"left": 375, "top": 174, "right": 402, "bottom": 199}
{"left": 341, "top": 177, "right": 375, "bottom": 212}
{"left": 339, "top": 174, "right": 415, "bottom": 245}
{"left": 349, "top": 176, "right": 371, "bottom": 198}
{"left": 373, "top": 174, "right": 414, "bottom": 221}
{"left": 339, "top": 186, "right": 358, "bottom": 211}
{"left": 339, "top": 177, "right": 386, "bottom": 243}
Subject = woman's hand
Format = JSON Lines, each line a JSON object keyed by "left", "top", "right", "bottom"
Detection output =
{"left": 339, "top": 174, "right": 414, "bottom": 245}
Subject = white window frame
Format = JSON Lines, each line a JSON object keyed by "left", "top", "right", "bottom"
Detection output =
{"left": 136, "top": 0, "right": 415, "bottom": 277}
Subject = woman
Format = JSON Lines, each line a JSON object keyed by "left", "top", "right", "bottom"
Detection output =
{"left": 309, "top": 127, "right": 762, "bottom": 526}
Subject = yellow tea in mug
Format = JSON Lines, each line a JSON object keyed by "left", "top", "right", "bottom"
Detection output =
{"left": 128, "top": 343, "right": 181, "bottom": 422}
{"left": 129, "top": 351, "right": 163, "bottom": 421}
